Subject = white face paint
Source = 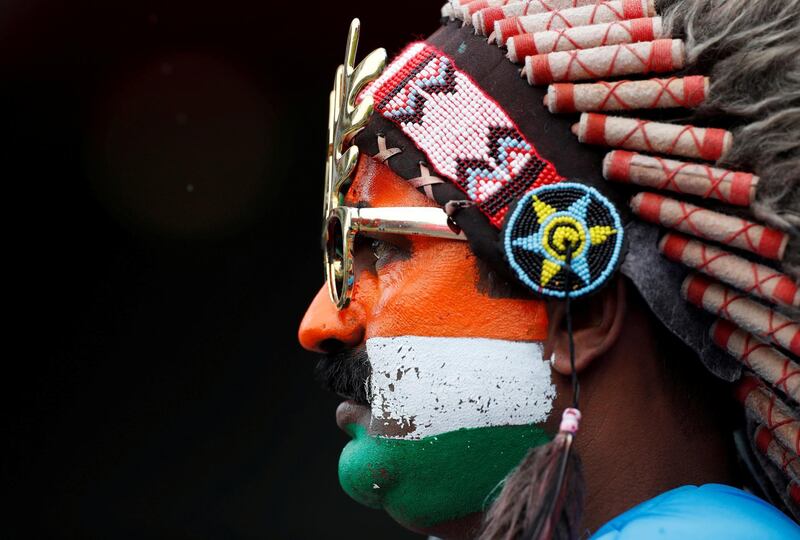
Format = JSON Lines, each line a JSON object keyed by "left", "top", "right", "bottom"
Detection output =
{"left": 366, "top": 336, "right": 556, "bottom": 440}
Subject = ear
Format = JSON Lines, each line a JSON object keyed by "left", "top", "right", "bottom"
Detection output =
{"left": 543, "top": 276, "right": 627, "bottom": 375}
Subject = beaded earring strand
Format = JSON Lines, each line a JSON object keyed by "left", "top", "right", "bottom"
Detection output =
{"left": 525, "top": 243, "right": 585, "bottom": 540}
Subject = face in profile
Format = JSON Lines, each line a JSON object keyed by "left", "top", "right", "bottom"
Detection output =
{"left": 299, "top": 155, "right": 562, "bottom": 535}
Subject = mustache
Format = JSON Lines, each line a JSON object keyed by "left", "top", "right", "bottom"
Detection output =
{"left": 313, "top": 346, "right": 371, "bottom": 406}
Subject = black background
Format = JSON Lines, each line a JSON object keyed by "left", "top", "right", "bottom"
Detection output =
{"left": 6, "top": 1, "right": 439, "bottom": 538}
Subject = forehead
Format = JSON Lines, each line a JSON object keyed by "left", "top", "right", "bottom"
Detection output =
{"left": 344, "top": 155, "right": 438, "bottom": 209}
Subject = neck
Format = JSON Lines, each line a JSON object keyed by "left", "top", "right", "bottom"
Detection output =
{"left": 575, "top": 296, "right": 737, "bottom": 532}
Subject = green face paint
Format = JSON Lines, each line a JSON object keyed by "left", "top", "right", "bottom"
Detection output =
{"left": 338, "top": 422, "right": 551, "bottom": 530}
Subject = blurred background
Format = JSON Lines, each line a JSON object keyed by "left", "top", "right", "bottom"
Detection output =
{"left": 5, "top": 1, "right": 439, "bottom": 537}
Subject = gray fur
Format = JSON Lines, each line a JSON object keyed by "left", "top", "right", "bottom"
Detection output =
{"left": 658, "top": 0, "right": 800, "bottom": 245}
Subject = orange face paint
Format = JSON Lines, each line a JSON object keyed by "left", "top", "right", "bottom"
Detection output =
{"left": 299, "top": 155, "right": 556, "bottom": 534}
{"left": 299, "top": 155, "right": 548, "bottom": 348}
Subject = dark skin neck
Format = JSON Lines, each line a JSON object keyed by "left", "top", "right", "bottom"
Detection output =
{"left": 570, "top": 285, "right": 738, "bottom": 532}
{"left": 431, "top": 280, "right": 738, "bottom": 539}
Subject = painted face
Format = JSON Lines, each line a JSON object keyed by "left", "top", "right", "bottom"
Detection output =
{"left": 298, "top": 155, "right": 556, "bottom": 533}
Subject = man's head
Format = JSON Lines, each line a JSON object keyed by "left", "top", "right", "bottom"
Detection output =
{"left": 299, "top": 154, "right": 736, "bottom": 537}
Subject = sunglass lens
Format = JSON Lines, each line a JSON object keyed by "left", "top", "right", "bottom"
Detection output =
{"left": 325, "top": 214, "right": 346, "bottom": 303}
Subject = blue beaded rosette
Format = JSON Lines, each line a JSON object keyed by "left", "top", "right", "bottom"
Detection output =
{"left": 503, "top": 183, "right": 624, "bottom": 298}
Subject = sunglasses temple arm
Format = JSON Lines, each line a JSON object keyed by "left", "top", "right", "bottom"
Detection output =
{"left": 352, "top": 208, "right": 467, "bottom": 240}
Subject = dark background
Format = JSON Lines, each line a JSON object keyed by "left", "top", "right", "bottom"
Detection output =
{"left": 6, "top": 1, "right": 439, "bottom": 538}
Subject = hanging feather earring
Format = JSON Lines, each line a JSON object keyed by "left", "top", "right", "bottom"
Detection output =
{"left": 481, "top": 183, "right": 625, "bottom": 540}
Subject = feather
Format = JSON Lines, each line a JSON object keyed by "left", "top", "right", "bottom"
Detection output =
{"left": 480, "top": 410, "right": 585, "bottom": 540}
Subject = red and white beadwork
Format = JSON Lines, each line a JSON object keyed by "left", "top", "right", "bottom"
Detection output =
{"left": 440, "top": 0, "right": 800, "bottom": 516}
{"left": 576, "top": 113, "right": 732, "bottom": 161}
{"left": 493, "top": 0, "right": 655, "bottom": 44}
{"left": 546, "top": 75, "right": 707, "bottom": 112}
{"left": 713, "top": 320, "right": 800, "bottom": 403}
{"left": 603, "top": 151, "right": 755, "bottom": 205}
{"left": 508, "top": 17, "right": 665, "bottom": 61}
{"left": 361, "top": 42, "right": 562, "bottom": 227}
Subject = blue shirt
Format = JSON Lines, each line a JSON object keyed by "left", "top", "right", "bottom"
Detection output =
{"left": 592, "top": 484, "right": 800, "bottom": 540}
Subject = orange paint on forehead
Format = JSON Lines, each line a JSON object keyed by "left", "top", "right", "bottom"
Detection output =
{"left": 344, "top": 153, "right": 437, "bottom": 208}
{"left": 301, "top": 156, "right": 548, "bottom": 348}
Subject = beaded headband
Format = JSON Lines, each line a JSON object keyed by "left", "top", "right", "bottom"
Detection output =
{"left": 360, "top": 42, "right": 563, "bottom": 229}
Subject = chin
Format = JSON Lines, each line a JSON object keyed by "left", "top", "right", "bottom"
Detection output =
{"left": 337, "top": 422, "right": 550, "bottom": 534}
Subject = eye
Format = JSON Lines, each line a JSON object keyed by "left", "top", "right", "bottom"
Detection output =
{"left": 371, "top": 238, "right": 390, "bottom": 261}
{"left": 352, "top": 234, "right": 411, "bottom": 274}
{"left": 368, "top": 237, "right": 410, "bottom": 271}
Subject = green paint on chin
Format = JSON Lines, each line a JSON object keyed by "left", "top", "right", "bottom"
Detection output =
{"left": 338, "top": 423, "right": 551, "bottom": 530}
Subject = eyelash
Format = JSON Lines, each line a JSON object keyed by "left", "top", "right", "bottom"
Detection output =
{"left": 371, "top": 239, "right": 392, "bottom": 261}
{"left": 364, "top": 237, "right": 406, "bottom": 271}
{"left": 353, "top": 235, "right": 409, "bottom": 273}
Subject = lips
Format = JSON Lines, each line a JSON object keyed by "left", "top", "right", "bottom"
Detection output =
{"left": 336, "top": 399, "right": 370, "bottom": 434}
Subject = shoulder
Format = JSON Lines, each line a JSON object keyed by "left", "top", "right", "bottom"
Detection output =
{"left": 591, "top": 484, "right": 800, "bottom": 540}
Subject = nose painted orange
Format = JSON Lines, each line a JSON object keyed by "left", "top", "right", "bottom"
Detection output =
{"left": 298, "top": 155, "right": 548, "bottom": 350}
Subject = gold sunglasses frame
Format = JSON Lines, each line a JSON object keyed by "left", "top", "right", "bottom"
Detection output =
{"left": 324, "top": 206, "right": 467, "bottom": 309}
{"left": 322, "top": 19, "right": 467, "bottom": 309}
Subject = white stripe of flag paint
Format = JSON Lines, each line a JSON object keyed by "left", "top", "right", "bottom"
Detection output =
{"left": 366, "top": 336, "right": 556, "bottom": 440}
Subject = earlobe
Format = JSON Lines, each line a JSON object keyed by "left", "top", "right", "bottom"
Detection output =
{"left": 544, "top": 276, "right": 627, "bottom": 375}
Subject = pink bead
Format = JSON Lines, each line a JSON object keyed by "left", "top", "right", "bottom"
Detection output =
{"left": 559, "top": 408, "right": 581, "bottom": 434}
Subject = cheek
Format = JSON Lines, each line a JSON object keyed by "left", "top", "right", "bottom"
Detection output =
{"left": 367, "top": 336, "right": 557, "bottom": 439}
{"left": 364, "top": 239, "right": 548, "bottom": 341}
{"left": 339, "top": 335, "right": 556, "bottom": 530}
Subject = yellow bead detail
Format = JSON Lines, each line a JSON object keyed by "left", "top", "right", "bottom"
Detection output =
{"left": 589, "top": 226, "right": 617, "bottom": 245}
{"left": 532, "top": 196, "right": 557, "bottom": 224}
{"left": 540, "top": 259, "right": 562, "bottom": 287}
{"left": 541, "top": 216, "right": 587, "bottom": 261}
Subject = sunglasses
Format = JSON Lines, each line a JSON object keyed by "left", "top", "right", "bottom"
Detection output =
{"left": 323, "top": 205, "right": 467, "bottom": 309}
{"left": 322, "top": 19, "right": 467, "bottom": 309}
